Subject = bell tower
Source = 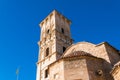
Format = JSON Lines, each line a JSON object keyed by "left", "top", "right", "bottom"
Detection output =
{"left": 36, "top": 10, "right": 73, "bottom": 80}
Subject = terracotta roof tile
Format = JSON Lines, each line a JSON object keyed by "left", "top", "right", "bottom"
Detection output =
{"left": 63, "top": 51, "right": 95, "bottom": 58}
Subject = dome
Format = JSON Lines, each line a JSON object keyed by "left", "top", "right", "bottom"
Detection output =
{"left": 63, "top": 41, "right": 97, "bottom": 57}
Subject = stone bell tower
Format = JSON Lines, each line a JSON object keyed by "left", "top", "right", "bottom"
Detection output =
{"left": 36, "top": 10, "right": 73, "bottom": 80}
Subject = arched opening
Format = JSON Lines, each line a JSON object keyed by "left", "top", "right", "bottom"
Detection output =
{"left": 45, "top": 69, "right": 49, "bottom": 78}
{"left": 46, "top": 48, "right": 49, "bottom": 57}
{"left": 63, "top": 47, "right": 66, "bottom": 53}
{"left": 47, "top": 29, "right": 50, "bottom": 34}
{"left": 61, "top": 28, "right": 64, "bottom": 34}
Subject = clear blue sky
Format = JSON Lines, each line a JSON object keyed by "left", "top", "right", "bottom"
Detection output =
{"left": 0, "top": 0, "right": 120, "bottom": 80}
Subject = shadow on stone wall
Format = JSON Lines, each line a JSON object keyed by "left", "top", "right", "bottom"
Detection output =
{"left": 86, "top": 57, "right": 114, "bottom": 80}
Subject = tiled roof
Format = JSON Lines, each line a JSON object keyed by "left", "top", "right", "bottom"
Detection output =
{"left": 63, "top": 51, "right": 95, "bottom": 58}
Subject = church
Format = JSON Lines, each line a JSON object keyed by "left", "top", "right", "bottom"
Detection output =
{"left": 36, "top": 10, "right": 120, "bottom": 80}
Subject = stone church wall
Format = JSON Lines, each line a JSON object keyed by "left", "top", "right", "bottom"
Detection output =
{"left": 64, "top": 57, "right": 89, "bottom": 80}
{"left": 104, "top": 44, "right": 120, "bottom": 65}
{"left": 86, "top": 58, "right": 105, "bottom": 80}
{"left": 49, "top": 60, "right": 64, "bottom": 80}
{"left": 64, "top": 57, "right": 108, "bottom": 80}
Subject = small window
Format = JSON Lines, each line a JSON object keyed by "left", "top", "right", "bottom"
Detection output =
{"left": 47, "top": 29, "right": 49, "bottom": 34}
{"left": 61, "top": 28, "right": 64, "bottom": 34}
{"left": 45, "top": 69, "right": 49, "bottom": 78}
{"left": 46, "top": 48, "right": 49, "bottom": 57}
{"left": 96, "top": 70, "right": 103, "bottom": 76}
{"left": 63, "top": 47, "right": 66, "bottom": 53}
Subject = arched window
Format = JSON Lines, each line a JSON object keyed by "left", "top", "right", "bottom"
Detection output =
{"left": 47, "top": 29, "right": 49, "bottom": 34}
{"left": 46, "top": 48, "right": 49, "bottom": 57}
{"left": 61, "top": 28, "right": 64, "bottom": 34}
{"left": 63, "top": 47, "right": 66, "bottom": 53}
{"left": 45, "top": 69, "right": 49, "bottom": 78}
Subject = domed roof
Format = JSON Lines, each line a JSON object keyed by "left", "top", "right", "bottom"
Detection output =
{"left": 63, "top": 41, "right": 96, "bottom": 57}
{"left": 63, "top": 51, "right": 95, "bottom": 58}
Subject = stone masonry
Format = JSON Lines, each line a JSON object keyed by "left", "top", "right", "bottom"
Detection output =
{"left": 36, "top": 10, "right": 120, "bottom": 80}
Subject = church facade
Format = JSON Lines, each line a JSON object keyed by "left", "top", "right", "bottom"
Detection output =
{"left": 36, "top": 10, "right": 120, "bottom": 80}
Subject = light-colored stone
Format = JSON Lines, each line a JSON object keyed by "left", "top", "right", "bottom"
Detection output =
{"left": 36, "top": 10, "right": 120, "bottom": 80}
